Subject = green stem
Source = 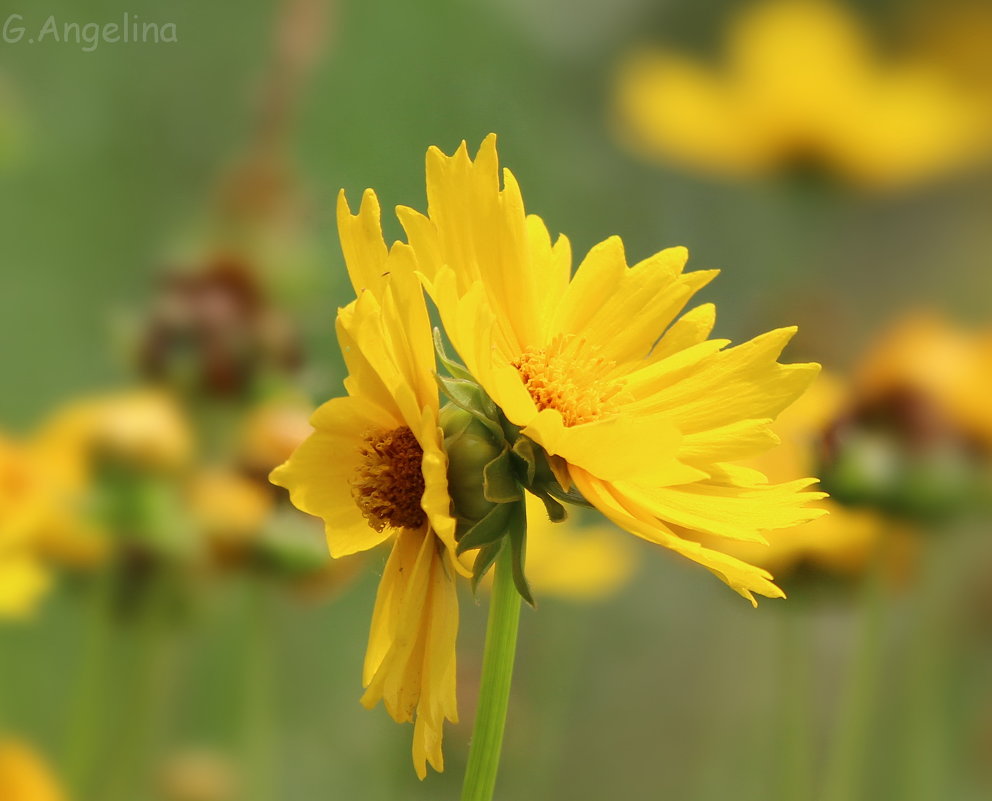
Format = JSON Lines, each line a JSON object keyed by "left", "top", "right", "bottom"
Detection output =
{"left": 821, "top": 549, "right": 887, "bottom": 801}
{"left": 63, "top": 570, "right": 115, "bottom": 796}
{"left": 778, "top": 601, "right": 813, "bottom": 801}
{"left": 903, "top": 535, "right": 961, "bottom": 801}
{"left": 461, "top": 514, "right": 524, "bottom": 801}
{"left": 242, "top": 579, "right": 277, "bottom": 801}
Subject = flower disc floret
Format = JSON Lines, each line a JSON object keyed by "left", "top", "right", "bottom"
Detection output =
{"left": 352, "top": 426, "right": 427, "bottom": 532}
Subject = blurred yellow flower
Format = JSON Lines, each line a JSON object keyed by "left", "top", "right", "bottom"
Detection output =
{"left": 714, "top": 373, "right": 913, "bottom": 579}
{"left": 271, "top": 264, "right": 463, "bottom": 778}
{"left": 614, "top": 0, "right": 990, "bottom": 189}
{"left": 854, "top": 313, "right": 992, "bottom": 450}
{"left": 0, "top": 739, "right": 66, "bottom": 801}
{"left": 239, "top": 398, "right": 313, "bottom": 476}
{"left": 188, "top": 468, "right": 273, "bottom": 547}
{"left": 158, "top": 747, "right": 237, "bottom": 801}
{"left": 35, "top": 390, "right": 194, "bottom": 475}
{"left": 401, "top": 135, "right": 823, "bottom": 604}
{"left": 519, "top": 494, "right": 636, "bottom": 601}
{"left": 0, "top": 435, "right": 53, "bottom": 617}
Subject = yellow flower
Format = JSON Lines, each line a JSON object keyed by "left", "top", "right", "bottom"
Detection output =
{"left": 0, "top": 435, "right": 53, "bottom": 617}
{"left": 715, "top": 373, "right": 912, "bottom": 578}
{"left": 518, "top": 494, "right": 636, "bottom": 601}
{"left": 396, "top": 135, "right": 823, "bottom": 604}
{"left": 240, "top": 398, "right": 313, "bottom": 476}
{"left": 854, "top": 313, "right": 992, "bottom": 450}
{"left": 614, "top": 0, "right": 990, "bottom": 189}
{"left": 270, "top": 257, "right": 463, "bottom": 777}
{"left": 188, "top": 469, "right": 273, "bottom": 547}
{"left": 35, "top": 390, "right": 193, "bottom": 475}
{"left": 0, "top": 739, "right": 66, "bottom": 801}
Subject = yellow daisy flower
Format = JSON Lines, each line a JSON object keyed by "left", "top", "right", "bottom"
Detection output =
{"left": 0, "top": 739, "right": 66, "bottom": 801}
{"left": 270, "top": 256, "right": 463, "bottom": 778}
{"left": 714, "top": 373, "right": 916, "bottom": 580}
{"left": 390, "top": 135, "right": 823, "bottom": 604}
{"left": 614, "top": 0, "right": 990, "bottom": 189}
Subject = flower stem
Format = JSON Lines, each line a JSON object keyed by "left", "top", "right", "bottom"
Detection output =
{"left": 821, "top": 544, "right": 887, "bottom": 801}
{"left": 461, "top": 503, "right": 525, "bottom": 801}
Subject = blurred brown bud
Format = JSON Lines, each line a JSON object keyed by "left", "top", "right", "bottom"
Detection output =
{"left": 139, "top": 255, "right": 301, "bottom": 399}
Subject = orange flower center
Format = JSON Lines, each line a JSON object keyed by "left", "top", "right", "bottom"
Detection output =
{"left": 513, "top": 335, "right": 628, "bottom": 427}
{"left": 352, "top": 427, "right": 426, "bottom": 531}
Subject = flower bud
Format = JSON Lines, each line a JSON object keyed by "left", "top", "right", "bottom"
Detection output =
{"left": 439, "top": 404, "right": 504, "bottom": 527}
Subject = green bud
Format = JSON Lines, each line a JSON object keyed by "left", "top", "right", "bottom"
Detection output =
{"left": 821, "top": 427, "right": 987, "bottom": 522}
{"left": 440, "top": 404, "right": 505, "bottom": 526}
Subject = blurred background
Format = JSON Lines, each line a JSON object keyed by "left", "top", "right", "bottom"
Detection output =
{"left": 1, "top": 0, "right": 991, "bottom": 799}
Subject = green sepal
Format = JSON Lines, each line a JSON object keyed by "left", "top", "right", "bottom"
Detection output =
{"left": 506, "top": 501, "right": 535, "bottom": 606}
{"left": 510, "top": 437, "right": 538, "bottom": 486}
{"left": 483, "top": 448, "right": 523, "bottom": 504}
{"left": 456, "top": 502, "right": 513, "bottom": 554}
{"left": 544, "top": 483, "right": 594, "bottom": 509}
{"left": 528, "top": 488, "right": 567, "bottom": 522}
{"left": 470, "top": 541, "right": 503, "bottom": 594}
{"left": 433, "top": 327, "right": 476, "bottom": 382}
{"left": 435, "top": 374, "right": 505, "bottom": 442}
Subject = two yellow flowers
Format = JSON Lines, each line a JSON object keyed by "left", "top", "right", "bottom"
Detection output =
{"left": 271, "top": 135, "right": 824, "bottom": 777}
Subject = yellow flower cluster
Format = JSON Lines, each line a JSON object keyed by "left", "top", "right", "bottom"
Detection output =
{"left": 271, "top": 135, "right": 825, "bottom": 776}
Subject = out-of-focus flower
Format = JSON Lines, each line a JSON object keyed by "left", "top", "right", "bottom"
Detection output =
{"left": 820, "top": 314, "right": 992, "bottom": 520}
{"left": 0, "top": 436, "right": 51, "bottom": 617}
{"left": 521, "top": 495, "right": 636, "bottom": 601}
{"left": 913, "top": 1, "right": 992, "bottom": 96}
{"left": 0, "top": 739, "right": 66, "bottom": 801}
{"left": 712, "top": 374, "right": 916, "bottom": 581}
{"left": 23, "top": 390, "right": 199, "bottom": 583}
{"left": 35, "top": 390, "right": 194, "bottom": 475}
{"left": 239, "top": 397, "right": 313, "bottom": 478}
{"left": 139, "top": 256, "right": 300, "bottom": 399}
{"left": 401, "top": 135, "right": 824, "bottom": 604}
{"left": 158, "top": 748, "right": 237, "bottom": 801}
{"left": 188, "top": 469, "right": 273, "bottom": 552}
{"left": 271, "top": 268, "right": 464, "bottom": 779}
{"left": 853, "top": 313, "right": 992, "bottom": 451}
{"left": 614, "top": 0, "right": 991, "bottom": 190}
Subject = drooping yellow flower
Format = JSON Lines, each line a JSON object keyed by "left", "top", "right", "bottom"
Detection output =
{"left": 0, "top": 739, "right": 67, "bottom": 801}
{"left": 270, "top": 258, "right": 463, "bottom": 777}
{"left": 614, "top": 0, "right": 991, "bottom": 190}
{"left": 0, "top": 435, "right": 53, "bottom": 617}
{"left": 390, "top": 135, "right": 823, "bottom": 604}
